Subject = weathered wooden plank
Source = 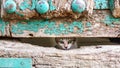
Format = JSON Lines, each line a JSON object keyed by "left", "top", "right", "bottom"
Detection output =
{"left": 0, "top": 40, "right": 120, "bottom": 68}
{"left": 109, "top": 0, "right": 120, "bottom": 18}
{"left": 1, "top": 0, "right": 94, "bottom": 20}
{"left": 9, "top": 10, "right": 120, "bottom": 37}
{"left": 0, "top": 58, "right": 32, "bottom": 68}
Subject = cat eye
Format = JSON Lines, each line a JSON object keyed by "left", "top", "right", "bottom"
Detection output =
{"left": 68, "top": 40, "right": 73, "bottom": 44}
{"left": 59, "top": 41, "right": 64, "bottom": 44}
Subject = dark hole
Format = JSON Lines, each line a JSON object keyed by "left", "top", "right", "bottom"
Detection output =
{"left": 29, "top": 34, "right": 33, "bottom": 37}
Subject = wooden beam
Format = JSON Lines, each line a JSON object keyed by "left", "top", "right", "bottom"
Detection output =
{"left": 1, "top": 0, "right": 94, "bottom": 20}
{"left": 0, "top": 40, "right": 120, "bottom": 68}
{"left": 9, "top": 10, "right": 120, "bottom": 37}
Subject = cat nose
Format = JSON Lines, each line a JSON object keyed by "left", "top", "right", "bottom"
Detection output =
{"left": 65, "top": 47, "right": 68, "bottom": 49}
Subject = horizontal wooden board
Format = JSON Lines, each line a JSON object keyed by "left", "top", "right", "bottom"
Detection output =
{"left": 0, "top": 40, "right": 120, "bottom": 68}
{"left": 9, "top": 10, "right": 120, "bottom": 37}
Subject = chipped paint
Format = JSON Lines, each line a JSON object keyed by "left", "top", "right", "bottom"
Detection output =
{"left": 11, "top": 20, "right": 84, "bottom": 35}
{"left": 0, "top": 18, "right": 6, "bottom": 35}
{"left": 36, "top": 0, "right": 49, "bottom": 14}
{"left": 48, "top": 0, "right": 56, "bottom": 11}
{"left": 109, "top": 0, "right": 114, "bottom": 11}
{"left": 94, "top": 0, "right": 109, "bottom": 9}
{"left": 1, "top": 0, "right": 120, "bottom": 37}
{"left": 86, "top": 22, "right": 92, "bottom": 27}
{"left": 19, "top": 0, "right": 30, "bottom": 10}
{"left": 104, "top": 15, "right": 120, "bottom": 25}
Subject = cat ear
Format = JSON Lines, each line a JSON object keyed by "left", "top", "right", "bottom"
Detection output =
{"left": 55, "top": 38, "right": 59, "bottom": 43}
{"left": 73, "top": 37, "right": 76, "bottom": 41}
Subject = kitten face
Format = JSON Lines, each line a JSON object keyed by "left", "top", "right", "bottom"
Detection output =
{"left": 55, "top": 38, "right": 76, "bottom": 50}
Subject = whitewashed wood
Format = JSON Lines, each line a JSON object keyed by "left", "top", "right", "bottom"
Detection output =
{"left": 0, "top": 40, "right": 120, "bottom": 68}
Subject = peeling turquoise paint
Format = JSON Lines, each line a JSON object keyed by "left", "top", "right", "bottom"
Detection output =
{"left": 19, "top": 0, "right": 30, "bottom": 10}
{"left": 0, "top": 19, "right": 6, "bottom": 35}
{"left": 104, "top": 15, "right": 120, "bottom": 25}
{"left": 94, "top": 0, "right": 109, "bottom": 9}
{"left": 109, "top": 0, "right": 114, "bottom": 11}
{"left": 11, "top": 20, "right": 84, "bottom": 35}
{"left": 0, "top": 58, "right": 32, "bottom": 68}
{"left": 86, "top": 22, "right": 92, "bottom": 27}
{"left": 30, "top": 0, "right": 37, "bottom": 10}
{"left": 4, "top": 0, "right": 16, "bottom": 13}
{"left": 19, "top": 0, "right": 37, "bottom": 10}
{"left": 48, "top": 0, "right": 56, "bottom": 11}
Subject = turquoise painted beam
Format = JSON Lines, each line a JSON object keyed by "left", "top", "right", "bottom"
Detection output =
{"left": 11, "top": 20, "right": 84, "bottom": 35}
{"left": 10, "top": 13, "right": 119, "bottom": 36}
{"left": 10, "top": 10, "right": 120, "bottom": 37}
{"left": 0, "top": 58, "right": 32, "bottom": 68}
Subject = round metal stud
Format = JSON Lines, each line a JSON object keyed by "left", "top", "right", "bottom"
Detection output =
{"left": 4, "top": 0, "right": 16, "bottom": 13}
{"left": 36, "top": 0, "right": 49, "bottom": 14}
{"left": 71, "top": 0, "right": 86, "bottom": 13}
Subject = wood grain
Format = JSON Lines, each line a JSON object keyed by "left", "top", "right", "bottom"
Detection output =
{"left": 0, "top": 40, "right": 120, "bottom": 68}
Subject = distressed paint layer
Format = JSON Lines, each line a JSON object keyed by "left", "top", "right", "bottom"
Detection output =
{"left": 104, "top": 15, "right": 120, "bottom": 25}
{"left": 10, "top": 11, "right": 120, "bottom": 36}
{"left": 0, "top": 18, "right": 6, "bottom": 35}
{"left": 19, "top": 0, "right": 37, "bottom": 10}
{"left": 11, "top": 20, "right": 84, "bottom": 35}
{"left": 109, "top": 0, "right": 114, "bottom": 11}
{"left": 0, "top": 58, "right": 32, "bottom": 68}
{"left": 48, "top": 0, "right": 56, "bottom": 11}
{"left": 94, "top": 0, "right": 109, "bottom": 9}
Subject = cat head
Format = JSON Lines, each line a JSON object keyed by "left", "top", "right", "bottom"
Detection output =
{"left": 55, "top": 37, "right": 76, "bottom": 50}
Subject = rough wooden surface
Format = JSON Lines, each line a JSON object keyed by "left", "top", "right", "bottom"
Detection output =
{"left": 10, "top": 10, "right": 120, "bottom": 37}
{"left": 0, "top": 39, "right": 120, "bottom": 68}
